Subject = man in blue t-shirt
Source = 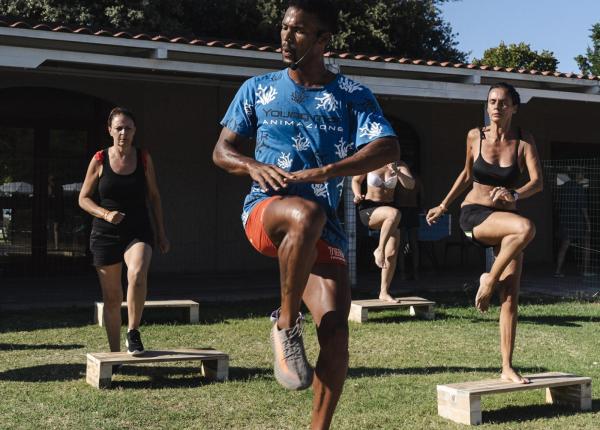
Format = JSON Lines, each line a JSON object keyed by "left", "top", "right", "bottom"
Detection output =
{"left": 213, "top": 1, "right": 399, "bottom": 427}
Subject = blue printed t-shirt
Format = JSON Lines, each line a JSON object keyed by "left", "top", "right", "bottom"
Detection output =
{"left": 220, "top": 69, "right": 396, "bottom": 254}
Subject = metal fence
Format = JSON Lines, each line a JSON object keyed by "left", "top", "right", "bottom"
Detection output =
{"left": 542, "top": 159, "right": 600, "bottom": 287}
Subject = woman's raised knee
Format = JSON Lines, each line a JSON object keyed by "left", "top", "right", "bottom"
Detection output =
{"left": 516, "top": 218, "right": 536, "bottom": 241}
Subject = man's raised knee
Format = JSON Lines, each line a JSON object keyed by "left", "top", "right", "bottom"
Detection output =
{"left": 290, "top": 201, "right": 326, "bottom": 239}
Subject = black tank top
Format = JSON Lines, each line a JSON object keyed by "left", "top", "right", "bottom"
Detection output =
{"left": 92, "top": 148, "right": 150, "bottom": 232}
{"left": 472, "top": 127, "right": 521, "bottom": 188}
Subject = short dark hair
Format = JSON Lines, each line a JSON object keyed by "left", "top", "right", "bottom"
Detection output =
{"left": 287, "top": 0, "right": 338, "bottom": 34}
{"left": 487, "top": 82, "right": 521, "bottom": 108}
{"left": 107, "top": 107, "right": 136, "bottom": 127}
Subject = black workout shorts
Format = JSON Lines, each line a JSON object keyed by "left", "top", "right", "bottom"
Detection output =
{"left": 459, "top": 204, "right": 517, "bottom": 247}
{"left": 90, "top": 218, "right": 154, "bottom": 266}
{"left": 358, "top": 199, "right": 398, "bottom": 227}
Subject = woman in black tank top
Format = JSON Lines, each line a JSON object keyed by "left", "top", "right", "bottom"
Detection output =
{"left": 425, "top": 83, "right": 543, "bottom": 384}
{"left": 79, "top": 107, "right": 170, "bottom": 356}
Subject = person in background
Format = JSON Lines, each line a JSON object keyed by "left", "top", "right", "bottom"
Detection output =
{"left": 426, "top": 83, "right": 543, "bottom": 384}
{"left": 79, "top": 107, "right": 169, "bottom": 356}
{"left": 352, "top": 161, "right": 415, "bottom": 301}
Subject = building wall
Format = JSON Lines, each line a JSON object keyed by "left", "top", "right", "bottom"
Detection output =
{"left": 2, "top": 70, "right": 598, "bottom": 273}
{"left": 380, "top": 96, "right": 600, "bottom": 266}
{"left": 0, "top": 70, "right": 276, "bottom": 274}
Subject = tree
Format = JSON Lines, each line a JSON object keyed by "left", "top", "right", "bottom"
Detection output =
{"left": 472, "top": 42, "right": 558, "bottom": 72}
{"left": 0, "top": 0, "right": 467, "bottom": 62}
{"left": 575, "top": 23, "right": 600, "bottom": 76}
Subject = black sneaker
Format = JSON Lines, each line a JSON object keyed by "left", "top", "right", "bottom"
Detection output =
{"left": 126, "top": 329, "right": 145, "bottom": 356}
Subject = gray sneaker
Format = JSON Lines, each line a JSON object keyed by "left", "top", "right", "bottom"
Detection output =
{"left": 270, "top": 310, "right": 313, "bottom": 390}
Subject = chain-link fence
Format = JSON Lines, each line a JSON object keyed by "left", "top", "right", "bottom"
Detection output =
{"left": 542, "top": 159, "right": 600, "bottom": 286}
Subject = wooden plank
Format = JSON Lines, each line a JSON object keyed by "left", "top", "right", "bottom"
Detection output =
{"left": 439, "top": 372, "right": 591, "bottom": 396}
{"left": 348, "top": 303, "right": 368, "bottom": 323}
{"left": 86, "top": 355, "right": 112, "bottom": 389}
{"left": 87, "top": 349, "right": 227, "bottom": 364}
{"left": 348, "top": 297, "right": 436, "bottom": 323}
{"left": 546, "top": 382, "right": 592, "bottom": 410}
{"left": 351, "top": 297, "right": 435, "bottom": 309}
{"left": 438, "top": 372, "right": 592, "bottom": 425}
{"left": 94, "top": 300, "right": 200, "bottom": 326}
{"left": 437, "top": 388, "right": 481, "bottom": 425}
{"left": 85, "top": 348, "right": 229, "bottom": 389}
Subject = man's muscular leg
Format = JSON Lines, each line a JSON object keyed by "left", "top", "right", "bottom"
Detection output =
{"left": 302, "top": 264, "right": 351, "bottom": 430}
{"left": 262, "top": 196, "right": 326, "bottom": 329}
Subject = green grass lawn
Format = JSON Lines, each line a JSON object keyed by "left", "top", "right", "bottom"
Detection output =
{"left": 0, "top": 295, "right": 598, "bottom": 429}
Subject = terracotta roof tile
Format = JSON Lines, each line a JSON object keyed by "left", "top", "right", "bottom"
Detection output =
{"left": 133, "top": 33, "right": 152, "bottom": 40}
{"left": 73, "top": 27, "right": 92, "bottom": 34}
{"left": 113, "top": 31, "right": 133, "bottom": 38}
{"left": 151, "top": 35, "right": 171, "bottom": 42}
{"left": 1, "top": 17, "right": 597, "bottom": 81}
{"left": 170, "top": 36, "right": 189, "bottom": 44}
{"left": 10, "top": 21, "right": 31, "bottom": 29}
{"left": 33, "top": 24, "right": 51, "bottom": 31}
{"left": 94, "top": 29, "right": 112, "bottom": 37}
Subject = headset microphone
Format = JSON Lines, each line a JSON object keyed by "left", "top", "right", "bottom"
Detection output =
{"left": 288, "top": 35, "right": 321, "bottom": 70}
{"left": 289, "top": 46, "right": 312, "bottom": 70}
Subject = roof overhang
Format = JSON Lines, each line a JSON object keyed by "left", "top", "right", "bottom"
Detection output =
{"left": 2, "top": 26, "right": 600, "bottom": 104}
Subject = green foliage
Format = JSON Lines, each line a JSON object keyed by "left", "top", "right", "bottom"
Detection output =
{"left": 0, "top": 0, "right": 467, "bottom": 62}
{"left": 473, "top": 41, "right": 558, "bottom": 72}
{"left": 575, "top": 23, "right": 600, "bottom": 75}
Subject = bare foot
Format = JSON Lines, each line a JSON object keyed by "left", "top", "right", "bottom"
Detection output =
{"left": 373, "top": 248, "right": 386, "bottom": 268}
{"left": 475, "top": 273, "right": 495, "bottom": 312}
{"left": 501, "top": 367, "right": 530, "bottom": 384}
{"left": 379, "top": 293, "right": 399, "bottom": 303}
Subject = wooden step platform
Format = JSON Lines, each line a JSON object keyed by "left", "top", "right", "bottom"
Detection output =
{"left": 348, "top": 296, "right": 435, "bottom": 323}
{"left": 86, "top": 348, "right": 229, "bottom": 388}
{"left": 94, "top": 300, "right": 199, "bottom": 326}
{"left": 437, "top": 372, "right": 592, "bottom": 425}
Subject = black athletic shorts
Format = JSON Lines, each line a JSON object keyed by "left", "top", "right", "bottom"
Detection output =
{"left": 90, "top": 217, "right": 154, "bottom": 266}
{"left": 459, "top": 204, "right": 517, "bottom": 247}
{"left": 358, "top": 199, "right": 398, "bottom": 227}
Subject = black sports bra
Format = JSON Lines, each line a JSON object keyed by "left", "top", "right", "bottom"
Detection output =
{"left": 472, "top": 127, "right": 521, "bottom": 188}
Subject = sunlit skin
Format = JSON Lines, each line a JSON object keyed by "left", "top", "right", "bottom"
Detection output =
{"left": 281, "top": 7, "right": 334, "bottom": 87}
{"left": 352, "top": 162, "right": 415, "bottom": 302}
{"left": 213, "top": 6, "right": 399, "bottom": 428}
{"left": 425, "top": 86, "right": 543, "bottom": 384}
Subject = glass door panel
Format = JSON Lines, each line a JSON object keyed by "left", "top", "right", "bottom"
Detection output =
{"left": 0, "top": 127, "right": 34, "bottom": 275}
{"left": 47, "top": 129, "right": 89, "bottom": 271}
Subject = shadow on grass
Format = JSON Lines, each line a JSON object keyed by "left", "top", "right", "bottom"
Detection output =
{"left": 0, "top": 299, "right": 283, "bottom": 331}
{"left": 0, "top": 363, "right": 85, "bottom": 382}
{"left": 0, "top": 363, "right": 272, "bottom": 387}
{"left": 347, "top": 365, "right": 548, "bottom": 378}
{"left": 482, "top": 399, "right": 600, "bottom": 425}
{"left": 0, "top": 309, "right": 92, "bottom": 332}
{"left": 111, "top": 366, "right": 272, "bottom": 389}
{"left": 0, "top": 343, "right": 84, "bottom": 351}
{"left": 519, "top": 315, "right": 600, "bottom": 327}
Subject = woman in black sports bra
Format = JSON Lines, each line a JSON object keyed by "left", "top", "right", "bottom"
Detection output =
{"left": 426, "top": 83, "right": 543, "bottom": 384}
{"left": 79, "top": 107, "right": 170, "bottom": 356}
